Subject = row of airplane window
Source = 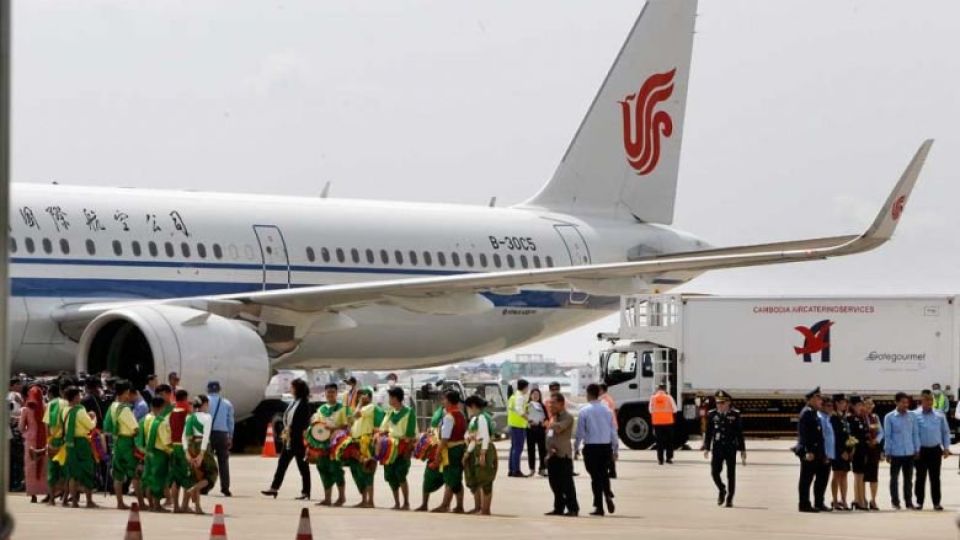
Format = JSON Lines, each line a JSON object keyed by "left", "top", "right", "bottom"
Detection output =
{"left": 305, "top": 246, "right": 556, "bottom": 270}
{"left": 8, "top": 236, "right": 557, "bottom": 271}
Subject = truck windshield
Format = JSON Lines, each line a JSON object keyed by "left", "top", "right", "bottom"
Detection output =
{"left": 465, "top": 384, "right": 506, "bottom": 408}
{"left": 603, "top": 350, "right": 638, "bottom": 386}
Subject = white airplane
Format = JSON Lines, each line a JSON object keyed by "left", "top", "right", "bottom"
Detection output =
{"left": 6, "top": 0, "right": 932, "bottom": 417}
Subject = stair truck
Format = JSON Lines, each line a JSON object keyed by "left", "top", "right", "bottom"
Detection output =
{"left": 598, "top": 294, "right": 959, "bottom": 450}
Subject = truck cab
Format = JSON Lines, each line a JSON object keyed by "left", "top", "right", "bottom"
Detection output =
{"left": 599, "top": 342, "right": 696, "bottom": 449}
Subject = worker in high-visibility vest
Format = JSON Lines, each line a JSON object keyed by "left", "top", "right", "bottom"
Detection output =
{"left": 507, "top": 379, "right": 530, "bottom": 477}
{"left": 648, "top": 385, "right": 678, "bottom": 465}
{"left": 932, "top": 383, "right": 950, "bottom": 415}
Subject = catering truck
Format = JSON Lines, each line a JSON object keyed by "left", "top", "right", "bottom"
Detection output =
{"left": 598, "top": 294, "right": 959, "bottom": 450}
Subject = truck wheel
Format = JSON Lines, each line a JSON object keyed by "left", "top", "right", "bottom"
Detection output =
{"left": 618, "top": 407, "right": 654, "bottom": 450}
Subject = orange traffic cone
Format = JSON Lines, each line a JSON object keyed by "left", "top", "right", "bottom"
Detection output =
{"left": 209, "top": 504, "right": 227, "bottom": 540}
{"left": 295, "top": 508, "right": 313, "bottom": 540}
{"left": 124, "top": 502, "right": 143, "bottom": 540}
{"left": 262, "top": 424, "right": 278, "bottom": 458}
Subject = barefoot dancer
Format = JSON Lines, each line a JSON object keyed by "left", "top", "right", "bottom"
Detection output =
{"left": 379, "top": 387, "right": 416, "bottom": 510}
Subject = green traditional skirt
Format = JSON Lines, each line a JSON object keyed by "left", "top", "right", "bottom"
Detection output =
{"left": 464, "top": 443, "right": 498, "bottom": 495}
{"left": 169, "top": 444, "right": 196, "bottom": 489}
{"left": 349, "top": 460, "right": 375, "bottom": 491}
{"left": 112, "top": 436, "right": 138, "bottom": 483}
{"left": 188, "top": 440, "right": 219, "bottom": 489}
{"left": 422, "top": 464, "right": 444, "bottom": 494}
{"left": 47, "top": 440, "right": 65, "bottom": 486}
{"left": 143, "top": 450, "right": 170, "bottom": 498}
{"left": 383, "top": 457, "right": 411, "bottom": 490}
{"left": 442, "top": 445, "right": 466, "bottom": 494}
{"left": 65, "top": 437, "right": 96, "bottom": 490}
{"left": 316, "top": 453, "right": 345, "bottom": 489}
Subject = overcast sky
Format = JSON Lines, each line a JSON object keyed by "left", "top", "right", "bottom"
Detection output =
{"left": 12, "top": 0, "right": 960, "bottom": 365}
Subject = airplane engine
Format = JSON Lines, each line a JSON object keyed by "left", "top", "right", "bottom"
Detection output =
{"left": 76, "top": 305, "right": 270, "bottom": 418}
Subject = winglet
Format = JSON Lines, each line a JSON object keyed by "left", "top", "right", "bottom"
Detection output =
{"left": 860, "top": 139, "right": 933, "bottom": 243}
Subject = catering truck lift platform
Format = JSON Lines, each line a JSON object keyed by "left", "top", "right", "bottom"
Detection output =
{"left": 598, "top": 294, "right": 959, "bottom": 450}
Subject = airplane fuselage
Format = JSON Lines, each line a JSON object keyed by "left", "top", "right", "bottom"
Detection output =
{"left": 8, "top": 183, "right": 707, "bottom": 373}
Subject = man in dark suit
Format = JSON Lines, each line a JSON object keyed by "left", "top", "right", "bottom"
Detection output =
{"left": 797, "top": 386, "right": 825, "bottom": 513}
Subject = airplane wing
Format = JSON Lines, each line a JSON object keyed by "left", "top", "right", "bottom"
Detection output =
{"left": 55, "top": 140, "right": 932, "bottom": 323}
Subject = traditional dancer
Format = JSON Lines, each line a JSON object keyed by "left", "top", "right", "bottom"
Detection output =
{"left": 415, "top": 405, "right": 445, "bottom": 512}
{"left": 63, "top": 387, "right": 98, "bottom": 508}
{"left": 464, "top": 395, "right": 498, "bottom": 516}
{"left": 183, "top": 395, "right": 217, "bottom": 514}
{"left": 141, "top": 396, "right": 173, "bottom": 512}
{"left": 18, "top": 385, "right": 48, "bottom": 503}
{"left": 432, "top": 391, "right": 467, "bottom": 514}
{"left": 104, "top": 379, "right": 143, "bottom": 509}
{"left": 309, "top": 383, "right": 349, "bottom": 507}
{"left": 379, "top": 387, "right": 417, "bottom": 510}
{"left": 42, "top": 382, "right": 67, "bottom": 505}
{"left": 348, "top": 387, "right": 381, "bottom": 508}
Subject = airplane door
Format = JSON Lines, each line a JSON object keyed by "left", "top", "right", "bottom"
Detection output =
{"left": 553, "top": 224, "right": 592, "bottom": 304}
{"left": 553, "top": 224, "right": 592, "bottom": 265}
{"left": 252, "top": 225, "right": 291, "bottom": 290}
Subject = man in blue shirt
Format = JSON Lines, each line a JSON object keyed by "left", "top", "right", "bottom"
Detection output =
{"left": 575, "top": 383, "right": 618, "bottom": 517}
{"left": 816, "top": 397, "right": 836, "bottom": 512}
{"left": 207, "top": 381, "right": 236, "bottom": 497}
{"left": 883, "top": 392, "right": 920, "bottom": 509}
{"left": 913, "top": 389, "right": 951, "bottom": 511}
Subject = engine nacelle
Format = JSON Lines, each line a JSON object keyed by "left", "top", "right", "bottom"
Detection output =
{"left": 76, "top": 305, "right": 270, "bottom": 419}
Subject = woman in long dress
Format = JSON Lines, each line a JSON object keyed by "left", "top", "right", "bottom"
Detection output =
{"left": 18, "top": 385, "right": 48, "bottom": 502}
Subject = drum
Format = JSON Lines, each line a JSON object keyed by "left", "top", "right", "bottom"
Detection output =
{"left": 309, "top": 423, "right": 331, "bottom": 444}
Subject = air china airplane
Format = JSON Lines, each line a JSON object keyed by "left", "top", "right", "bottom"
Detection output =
{"left": 7, "top": 0, "right": 932, "bottom": 417}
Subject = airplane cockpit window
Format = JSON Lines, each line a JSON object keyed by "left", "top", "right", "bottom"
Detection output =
{"left": 506, "top": 254, "right": 515, "bottom": 268}
{"left": 408, "top": 250, "right": 418, "bottom": 266}
{"left": 85, "top": 239, "right": 95, "bottom": 256}
{"left": 164, "top": 242, "right": 175, "bottom": 257}
{"left": 423, "top": 251, "right": 433, "bottom": 266}
{"left": 131, "top": 241, "right": 141, "bottom": 257}
{"left": 493, "top": 253, "right": 501, "bottom": 268}
{"left": 335, "top": 248, "right": 345, "bottom": 263}
{"left": 350, "top": 248, "right": 360, "bottom": 263}
{"left": 533, "top": 255, "right": 541, "bottom": 268}
{"left": 437, "top": 252, "right": 446, "bottom": 266}
{"left": 197, "top": 243, "right": 207, "bottom": 258}
{"left": 465, "top": 253, "right": 474, "bottom": 267}
{"left": 451, "top": 252, "right": 461, "bottom": 266}
{"left": 181, "top": 243, "right": 191, "bottom": 258}
{"left": 546, "top": 256, "right": 554, "bottom": 268}
{"left": 520, "top": 255, "right": 529, "bottom": 268}
{"left": 380, "top": 249, "right": 389, "bottom": 264}
{"left": 9, "top": 238, "right": 17, "bottom": 253}
{"left": 112, "top": 240, "right": 123, "bottom": 256}
{"left": 213, "top": 243, "right": 223, "bottom": 259}
{"left": 306, "top": 247, "right": 316, "bottom": 262}
{"left": 148, "top": 241, "right": 159, "bottom": 257}
{"left": 42, "top": 238, "right": 53, "bottom": 254}
{"left": 479, "top": 253, "right": 488, "bottom": 268}
{"left": 394, "top": 250, "right": 404, "bottom": 265}
{"left": 365, "top": 249, "right": 375, "bottom": 264}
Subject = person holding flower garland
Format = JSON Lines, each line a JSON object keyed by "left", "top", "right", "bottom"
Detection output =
{"left": 349, "top": 386, "right": 382, "bottom": 508}
{"left": 378, "top": 386, "right": 417, "bottom": 510}
{"left": 463, "top": 394, "right": 497, "bottom": 516}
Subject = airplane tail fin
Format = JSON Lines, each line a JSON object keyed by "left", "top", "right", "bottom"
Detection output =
{"left": 522, "top": 0, "right": 697, "bottom": 224}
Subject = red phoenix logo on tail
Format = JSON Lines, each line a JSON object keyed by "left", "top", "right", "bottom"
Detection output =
{"left": 619, "top": 69, "right": 676, "bottom": 175}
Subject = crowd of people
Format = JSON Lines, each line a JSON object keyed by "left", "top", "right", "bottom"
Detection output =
{"left": 796, "top": 386, "right": 952, "bottom": 513}
{"left": 6, "top": 371, "right": 236, "bottom": 513}
{"left": 264, "top": 377, "right": 620, "bottom": 517}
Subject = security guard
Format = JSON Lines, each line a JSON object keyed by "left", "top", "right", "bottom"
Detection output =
{"left": 702, "top": 390, "right": 745, "bottom": 507}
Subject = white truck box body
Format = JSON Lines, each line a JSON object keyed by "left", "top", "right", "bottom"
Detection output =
{"left": 679, "top": 296, "right": 958, "bottom": 396}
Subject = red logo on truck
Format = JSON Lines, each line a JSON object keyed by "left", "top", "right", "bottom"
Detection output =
{"left": 619, "top": 69, "right": 675, "bottom": 176}
{"left": 794, "top": 319, "right": 833, "bottom": 363}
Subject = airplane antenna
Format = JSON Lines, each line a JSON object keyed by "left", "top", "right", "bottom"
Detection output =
{"left": 320, "top": 181, "right": 331, "bottom": 198}
{"left": 488, "top": 196, "right": 497, "bottom": 207}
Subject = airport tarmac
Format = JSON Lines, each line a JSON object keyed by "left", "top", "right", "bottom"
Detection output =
{"left": 8, "top": 440, "right": 960, "bottom": 539}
